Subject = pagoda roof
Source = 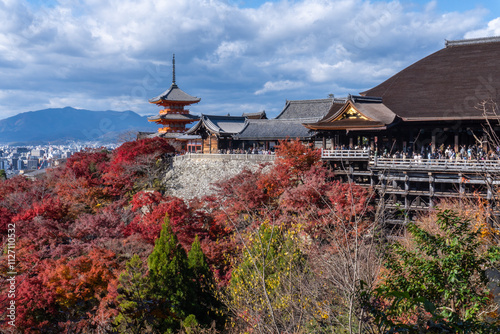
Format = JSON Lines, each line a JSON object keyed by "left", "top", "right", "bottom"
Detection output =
{"left": 186, "top": 114, "right": 247, "bottom": 136}
{"left": 275, "top": 98, "right": 333, "bottom": 121}
{"left": 147, "top": 113, "right": 200, "bottom": 122}
{"left": 149, "top": 83, "right": 201, "bottom": 104}
{"left": 234, "top": 119, "right": 316, "bottom": 140}
{"left": 361, "top": 36, "right": 500, "bottom": 121}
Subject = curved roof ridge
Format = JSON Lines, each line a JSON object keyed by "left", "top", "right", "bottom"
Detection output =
{"left": 446, "top": 35, "right": 500, "bottom": 47}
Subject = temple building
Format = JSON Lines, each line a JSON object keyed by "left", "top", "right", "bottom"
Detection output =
{"left": 234, "top": 99, "right": 331, "bottom": 150}
{"left": 148, "top": 55, "right": 200, "bottom": 137}
{"left": 185, "top": 114, "right": 247, "bottom": 153}
{"left": 305, "top": 36, "right": 500, "bottom": 155}
{"left": 304, "top": 36, "right": 500, "bottom": 225}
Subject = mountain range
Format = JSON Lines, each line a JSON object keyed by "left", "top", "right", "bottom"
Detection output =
{"left": 0, "top": 107, "right": 160, "bottom": 144}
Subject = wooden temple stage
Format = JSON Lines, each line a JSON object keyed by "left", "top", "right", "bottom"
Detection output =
{"left": 322, "top": 149, "right": 500, "bottom": 225}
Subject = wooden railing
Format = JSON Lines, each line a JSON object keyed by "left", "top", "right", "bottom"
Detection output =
{"left": 321, "top": 149, "right": 371, "bottom": 160}
{"left": 370, "top": 157, "right": 500, "bottom": 172}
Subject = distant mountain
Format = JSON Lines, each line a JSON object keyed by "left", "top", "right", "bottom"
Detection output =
{"left": 0, "top": 107, "right": 159, "bottom": 144}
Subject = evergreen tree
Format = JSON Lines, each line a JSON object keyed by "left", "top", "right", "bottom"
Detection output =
{"left": 366, "top": 209, "right": 500, "bottom": 333}
{"left": 0, "top": 169, "right": 6, "bottom": 180}
{"left": 114, "top": 254, "right": 153, "bottom": 334}
{"left": 187, "top": 235, "right": 225, "bottom": 327}
{"left": 148, "top": 216, "right": 193, "bottom": 332}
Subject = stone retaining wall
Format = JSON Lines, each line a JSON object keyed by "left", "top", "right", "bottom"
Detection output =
{"left": 162, "top": 155, "right": 274, "bottom": 200}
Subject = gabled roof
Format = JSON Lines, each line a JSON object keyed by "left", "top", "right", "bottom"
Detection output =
{"left": 149, "top": 83, "right": 201, "bottom": 104}
{"left": 275, "top": 98, "right": 333, "bottom": 120}
{"left": 234, "top": 119, "right": 316, "bottom": 140}
{"left": 186, "top": 114, "right": 247, "bottom": 136}
{"left": 361, "top": 36, "right": 500, "bottom": 121}
{"left": 303, "top": 96, "right": 398, "bottom": 131}
{"left": 242, "top": 110, "right": 267, "bottom": 119}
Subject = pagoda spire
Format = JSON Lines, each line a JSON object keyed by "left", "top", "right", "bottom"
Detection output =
{"left": 172, "top": 54, "right": 176, "bottom": 85}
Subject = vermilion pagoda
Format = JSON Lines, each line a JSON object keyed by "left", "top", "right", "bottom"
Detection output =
{"left": 148, "top": 55, "right": 200, "bottom": 134}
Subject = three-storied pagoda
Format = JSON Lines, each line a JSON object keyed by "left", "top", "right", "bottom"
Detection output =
{"left": 148, "top": 55, "right": 200, "bottom": 135}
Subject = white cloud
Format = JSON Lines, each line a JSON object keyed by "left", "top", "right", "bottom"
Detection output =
{"left": 215, "top": 41, "right": 248, "bottom": 60}
{"left": 465, "top": 17, "right": 500, "bottom": 39}
{"left": 0, "top": 0, "right": 493, "bottom": 121}
{"left": 255, "top": 80, "right": 305, "bottom": 95}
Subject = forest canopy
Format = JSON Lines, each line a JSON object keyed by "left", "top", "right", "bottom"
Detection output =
{"left": 1, "top": 138, "right": 499, "bottom": 333}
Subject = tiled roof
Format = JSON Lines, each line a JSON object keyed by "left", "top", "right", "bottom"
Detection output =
{"left": 149, "top": 83, "right": 201, "bottom": 104}
{"left": 304, "top": 96, "right": 398, "bottom": 130}
{"left": 234, "top": 119, "right": 316, "bottom": 140}
{"left": 242, "top": 110, "right": 267, "bottom": 119}
{"left": 186, "top": 115, "right": 247, "bottom": 135}
{"left": 147, "top": 113, "right": 200, "bottom": 122}
{"left": 275, "top": 99, "right": 333, "bottom": 120}
{"left": 361, "top": 37, "right": 500, "bottom": 120}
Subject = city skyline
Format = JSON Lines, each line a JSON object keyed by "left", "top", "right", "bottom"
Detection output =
{"left": 1, "top": 0, "right": 500, "bottom": 120}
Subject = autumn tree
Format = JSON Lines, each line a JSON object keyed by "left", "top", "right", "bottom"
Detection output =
{"left": 226, "top": 221, "right": 323, "bottom": 333}
{"left": 104, "top": 137, "right": 175, "bottom": 196}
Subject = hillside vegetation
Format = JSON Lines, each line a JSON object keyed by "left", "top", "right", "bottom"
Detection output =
{"left": 1, "top": 138, "right": 499, "bottom": 333}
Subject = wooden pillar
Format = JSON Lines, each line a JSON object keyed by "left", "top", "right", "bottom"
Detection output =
{"left": 431, "top": 134, "right": 436, "bottom": 152}
{"left": 487, "top": 175, "right": 493, "bottom": 200}
{"left": 322, "top": 137, "right": 327, "bottom": 149}
{"left": 454, "top": 133, "right": 459, "bottom": 153}
{"left": 483, "top": 133, "right": 488, "bottom": 152}
{"left": 348, "top": 165, "right": 353, "bottom": 183}
{"left": 404, "top": 173, "right": 409, "bottom": 211}
{"left": 458, "top": 173, "right": 464, "bottom": 197}
{"left": 209, "top": 134, "right": 212, "bottom": 153}
{"left": 349, "top": 137, "right": 354, "bottom": 149}
{"left": 429, "top": 172, "right": 434, "bottom": 208}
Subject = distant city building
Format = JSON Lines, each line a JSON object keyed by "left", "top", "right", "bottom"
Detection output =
{"left": 26, "top": 160, "right": 38, "bottom": 170}
{"left": 13, "top": 147, "right": 29, "bottom": 154}
{"left": 11, "top": 158, "right": 18, "bottom": 170}
{"left": 31, "top": 149, "right": 45, "bottom": 158}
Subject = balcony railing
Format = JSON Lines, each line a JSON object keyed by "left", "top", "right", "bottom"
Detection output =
{"left": 370, "top": 157, "right": 500, "bottom": 172}
{"left": 321, "top": 149, "right": 371, "bottom": 160}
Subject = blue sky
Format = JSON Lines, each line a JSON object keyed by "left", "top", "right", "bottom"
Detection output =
{"left": 1, "top": 0, "right": 500, "bottom": 120}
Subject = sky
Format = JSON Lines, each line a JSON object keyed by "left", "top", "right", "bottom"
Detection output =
{"left": 1, "top": 0, "right": 500, "bottom": 120}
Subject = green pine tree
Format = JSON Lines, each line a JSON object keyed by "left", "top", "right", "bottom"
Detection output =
{"left": 114, "top": 254, "right": 153, "bottom": 334}
{"left": 187, "top": 235, "right": 225, "bottom": 328}
{"left": 148, "top": 216, "right": 193, "bottom": 332}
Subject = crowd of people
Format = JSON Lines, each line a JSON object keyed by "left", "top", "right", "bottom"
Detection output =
{"left": 328, "top": 143, "right": 500, "bottom": 161}
{"left": 191, "top": 143, "right": 500, "bottom": 161}
{"left": 380, "top": 144, "right": 500, "bottom": 161}
{"left": 215, "top": 148, "right": 275, "bottom": 155}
